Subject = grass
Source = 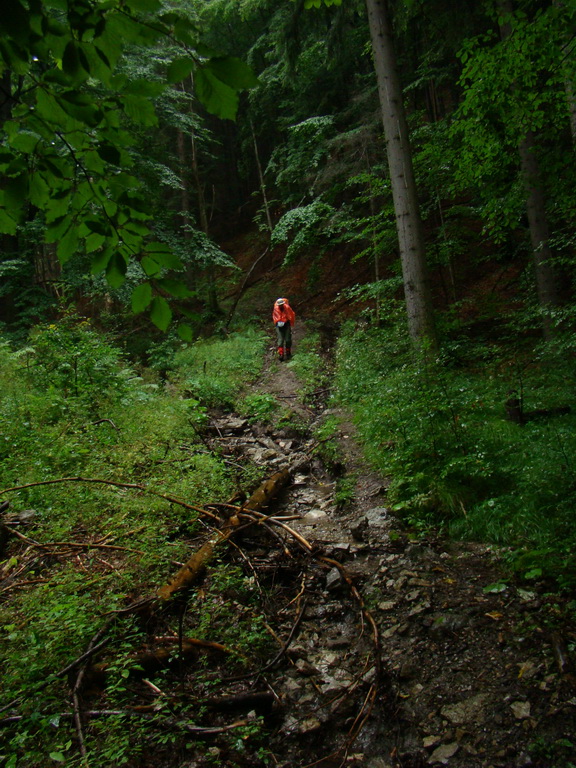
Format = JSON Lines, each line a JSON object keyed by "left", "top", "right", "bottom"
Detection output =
{"left": 333, "top": 318, "right": 576, "bottom": 588}
{"left": 286, "top": 329, "right": 328, "bottom": 397}
{"left": 0, "top": 320, "right": 274, "bottom": 767}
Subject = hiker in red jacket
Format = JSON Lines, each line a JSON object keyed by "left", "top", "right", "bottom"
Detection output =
{"left": 272, "top": 298, "right": 295, "bottom": 361}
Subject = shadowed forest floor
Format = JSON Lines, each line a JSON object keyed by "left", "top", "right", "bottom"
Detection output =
{"left": 1, "top": 319, "right": 575, "bottom": 768}
{"left": 224, "top": 320, "right": 576, "bottom": 767}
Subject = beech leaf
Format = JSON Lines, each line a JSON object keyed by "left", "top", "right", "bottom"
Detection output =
{"left": 150, "top": 296, "right": 172, "bottom": 331}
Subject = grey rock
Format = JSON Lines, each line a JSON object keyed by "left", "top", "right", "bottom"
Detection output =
{"left": 301, "top": 509, "right": 328, "bottom": 524}
{"left": 350, "top": 517, "right": 369, "bottom": 541}
{"left": 441, "top": 693, "right": 490, "bottom": 725}
{"left": 428, "top": 742, "right": 459, "bottom": 764}
{"left": 365, "top": 506, "right": 389, "bottom": 525}
{"left": 326, "top": 568, "right": 343, "bottom": 590}
{"left": 295, "top": 658, "right": 320, "bottom": 676}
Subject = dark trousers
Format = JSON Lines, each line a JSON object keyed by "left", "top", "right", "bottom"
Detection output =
{"left": 276, "top": 323, "right": 292, "bottom": 349}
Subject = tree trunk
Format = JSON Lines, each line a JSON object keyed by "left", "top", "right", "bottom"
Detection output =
{"left": 553, "top": 0, "right": 576, "bottom": 144}
{"left": 176, "top": 126, "right": 192, "bottom": 239}
{"left": 364, "top": 0, "right": 437, "bottom": 349}
{"left": 499, "top": 2, "right": 560, "bottom": 338}
{"left": 251, "top": 121, "right": 274, "bottom": 234}
{"left": 188, "top": 74, "right": 220, "bottom": 316}
{"left": 518, "top": 132, "right": 560, "bottom": 320}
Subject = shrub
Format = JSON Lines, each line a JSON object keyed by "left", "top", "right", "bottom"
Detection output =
{"left": 334, "top": 320, "right": 576, "bottom": 587}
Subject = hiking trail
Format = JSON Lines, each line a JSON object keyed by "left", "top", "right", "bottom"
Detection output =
{"left": 202, "top": 319, "right": 576, "bottom": 768}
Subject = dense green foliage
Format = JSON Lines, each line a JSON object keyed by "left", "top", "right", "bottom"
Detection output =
{"left": 0, "top": 0, "right": 257, "bottom": 334}
{"left": 334, "top": 315, "right": 576, "bottom": 587}
{"left": 0, "top": 321, "right": 272, "bottom": 767}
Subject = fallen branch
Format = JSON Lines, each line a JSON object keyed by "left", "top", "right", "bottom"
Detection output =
{"left": 157, "top": 520, "right": 240, "bottom": 600}
{"left": 158, "top": 468, "right": 296, "bottom": 601}
{"left": 2, "top": 528, "right": 146, "bottom": 556}
{"left": 0, "top": 578, "right": 49, "bottom": 594}
{"left": 86, "top": 637, "right": 233, "bottom": 685}
{"left": 1, "top": 709, "right": 250, "bottom": 737}
{"left": 92, "top": 419, "right": 119, "bottom": 430}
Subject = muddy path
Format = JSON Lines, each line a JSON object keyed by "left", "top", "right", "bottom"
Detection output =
{"left": 201, "top": 321, "right": 576, "bottom": 768}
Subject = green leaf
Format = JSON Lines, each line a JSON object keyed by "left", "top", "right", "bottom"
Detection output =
{"left": 3, "top": 173, "right": 28, "bottom": 211}
{"left": 524, "top": 568, "right": 542, "bottom": 580}
{"left": 206, "top": 57, "right": 259, "bottom": 90}
{"left": 0, "top": 0, "right": 30, "bottom": 44}
{"left": 106, "top": 252, "right": 127, "bottom": 288}
{"left": 0, "top": 207, "right": 19, "bottom": 235}
{"left": 150, "top": 296, "right": 172, "bottom": 331}
{"left": 167, "top": 57, "right": 195, "bottom": 84}
{"left": 131, "top": 282, "right": 153, "bottom": 313}
{"left": 156, "top": 278, "right": 192, "bottom": 298}
{"left": 85, "top": 231, "right": 106, "bottom": 253}
{"left": 36, "top": 89, "right": 73, "bottom": 126}
{"left": 45, "top": 188, "right": 72, "bottom": 223}
{"left": 84, "top": 219, "right": 109, "bottom": 235}
{"left": 49, "top": 752, "right": 66, "bottom": 763}
{"left": 46, "top": 215, "right": 72, "bottom": 243}
{"left": 57, "top": 226, "right": 80, "bottom": 264}
{"left": 126, "top": 0, "right": 162, "bottom": 12}
{"left": 29, "top": 172, "right": 51, "bottom": 207}
{"left": 62, "top": 41, "right": 89, "bottom": 82}
{"left": 96, "top": 142, "right": 121, "bottom": 165}
{"left": 141, "top": 255, "right": 162, "bottom": 276}
{"left": 0, "top": 39, "right": 30, "bottom": 75}
{"left": 178, "top": 307, "right": 201, "bottom": 321}
{"left": 177, "top": 323, "right": 193, "bottom": 342}
{"left": 194, "top": 67, "right": 238, "bottom": 121}
{"left": 144, "top": 241, "right": 183, "bottom": 270}
{"left": 91, "top": 248, "right": 113, "bottom": 275}
{"left": 123, "top": 79, "right": 164, "bottom": 97}
{"left": 123, "top": 94, "right": 158, "bottom": 126}
{"left": 57, "top": 91, "right": 103, "bottom": 126}
{"left": 10, "top": 131, "right": 40, "bottom": 154}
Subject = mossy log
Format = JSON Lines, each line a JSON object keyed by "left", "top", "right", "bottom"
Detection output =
{"left": 157, "top": 467, "right": 291, "bottom": 601}
{"left": 242, "top": 468, "right": 291, "bottom": 512}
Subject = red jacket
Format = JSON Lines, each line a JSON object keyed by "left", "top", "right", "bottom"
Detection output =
{"left": 272, "top": 299, "right": 295, "bottom": 326}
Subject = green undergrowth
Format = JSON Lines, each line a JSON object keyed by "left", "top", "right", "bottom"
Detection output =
{"left": 170, "top": 327, "right": 268, "bottom": 409}
{"left": 286, "top": 329, "right": 327, "bottom": 397}
{"left": 0, "top": 319, "right": 273, "bottom": 767}
{"left": 334, "top": 318, "right": 576, "bottom": 590}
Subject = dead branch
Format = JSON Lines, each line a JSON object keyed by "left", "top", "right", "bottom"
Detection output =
{"left": 241, "top": 468, "right": 291, "bottom": 512}
{"left": 0, "top": 578, "right": 49, "bottom": 595}
{"left": 57, "top": 636, "right": 111, "bottom": 679}
{"left": 92, "top": 419, "right": 119, "bottom": 430}
{"left": 0, "top": 710, "right": 250, "bottom": 736}
{"left": 86, "top": 637, "right": 233, "bottom": 684}
{"left": 205, "top": 691, "right": 278, "bottom": 716}
{"left": 158, "top": 467, "right": 296, "bottom": 601}
{"left": 157, "top": 522, "right": 239, "bottom": 600}
{"left": 2, "top": 527, "right": 145, "bottom": 556}
{"left": 258, "top": 600, "right": 307, "bottom": 675}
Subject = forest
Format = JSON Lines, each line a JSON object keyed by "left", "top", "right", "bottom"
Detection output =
{"left": 1, "top": 0, "right": 576, "bottom": 766}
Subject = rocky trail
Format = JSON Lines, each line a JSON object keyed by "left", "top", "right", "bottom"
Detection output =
{"left": 198, "top": 321, "right": 576, "bottom": 768}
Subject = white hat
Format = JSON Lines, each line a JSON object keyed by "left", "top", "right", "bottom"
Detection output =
{"left": 276, "top": 298, "right": 286, "bottom": 305}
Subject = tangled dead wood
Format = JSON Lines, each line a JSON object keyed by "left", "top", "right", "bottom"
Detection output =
{"left": 1, "top": 466, "right": 383, "bottom": 766}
